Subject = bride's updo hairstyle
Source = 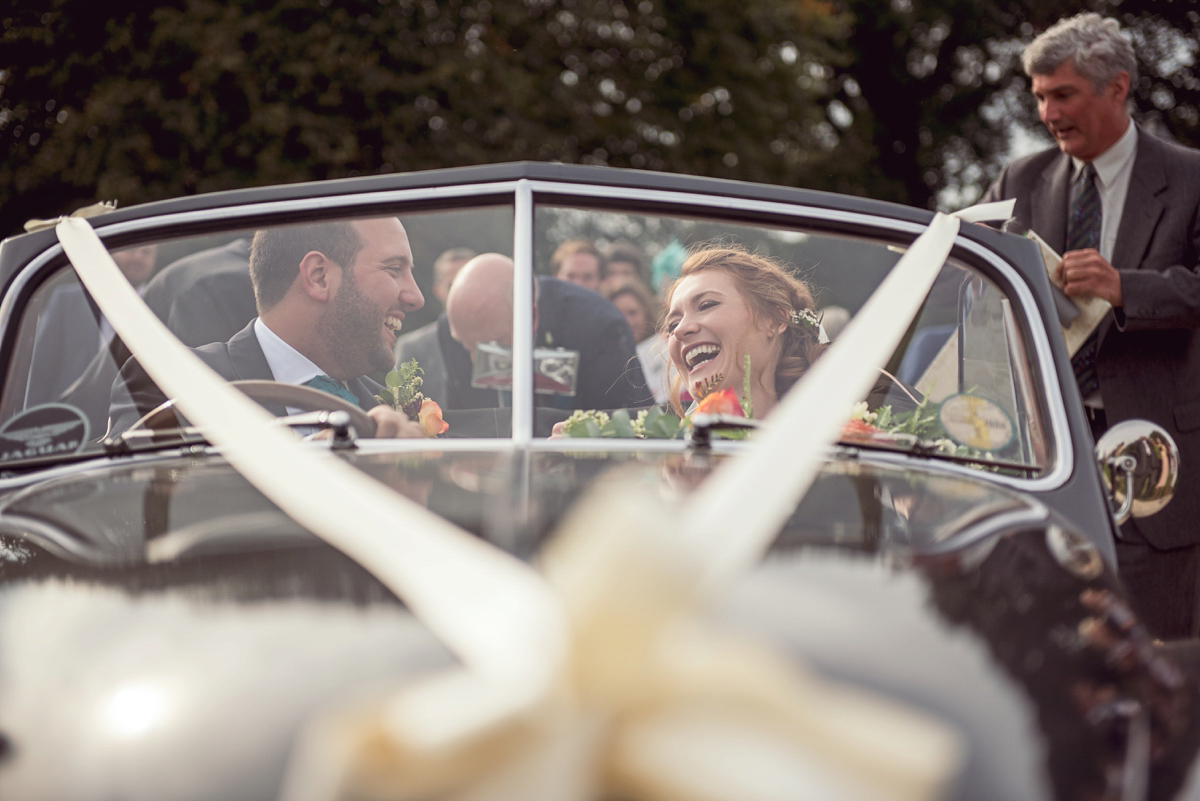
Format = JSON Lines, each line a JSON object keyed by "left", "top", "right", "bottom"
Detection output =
{"left": 665, "top": 245, "right": 827, "bottom": 400}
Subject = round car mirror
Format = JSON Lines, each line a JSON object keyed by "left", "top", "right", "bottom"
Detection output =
{"left": 1094, "top": 420, "right": 1180, "bottom": 525}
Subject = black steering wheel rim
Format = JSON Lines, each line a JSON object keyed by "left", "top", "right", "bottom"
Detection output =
{"left": 125, "top": 379, "right": 378, "bottom": 438}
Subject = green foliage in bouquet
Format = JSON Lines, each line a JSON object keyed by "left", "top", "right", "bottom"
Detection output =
{"left": 562, "top": 407, "right": 686, "bottom": 440}
{"left": 871, "top": 396, "right": 943, "bottom": 441}
{"left": 375, "top": 359, "right": 426, "bottom": 420}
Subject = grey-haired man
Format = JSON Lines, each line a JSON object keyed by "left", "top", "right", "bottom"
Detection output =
{"left": 984, "top": 13, "right": 1200, "bottom": 638}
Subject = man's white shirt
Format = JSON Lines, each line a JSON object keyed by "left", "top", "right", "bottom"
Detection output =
{"left": 254, "top": 317, "right": 324, "bottom": 387}
{"left": 253, "top": 317, "right": 337, "bottom": 420}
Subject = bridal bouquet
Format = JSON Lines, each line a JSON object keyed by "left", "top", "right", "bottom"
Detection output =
{"left": 561, "top": 358, "right": 751, "bottom": 440}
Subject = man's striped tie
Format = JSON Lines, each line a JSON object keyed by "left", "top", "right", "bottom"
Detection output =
{"left": 1067, "top": 163, "right": 1102, "bottom": 399}
{"left": 1067, "top": 162, "right": 1102, "bottom": 252}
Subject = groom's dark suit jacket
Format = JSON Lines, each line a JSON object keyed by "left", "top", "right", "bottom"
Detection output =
{"left": 984, "top": 126, "right": 1200, "bottom": 550}
{"left": 108, "top": 321, "right": 383, "bottom": 435}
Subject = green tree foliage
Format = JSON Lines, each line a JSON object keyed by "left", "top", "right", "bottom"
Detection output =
{"left": 1115, "top": 1, "right": 1200, "bottom": 146}
{"left": 827, "top": 0, "right": 1037, "bottom": 208}
{"left": 6, "top": 1, "right": 1199, "bottom": 234}
{"left": 829, "top": 0, "right": 1200, "bottom": 210}
{"left": 0, "top": 0, "right": 846, "bottom": 238}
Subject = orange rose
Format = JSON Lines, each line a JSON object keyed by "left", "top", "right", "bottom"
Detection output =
{"left": 841, "top": 418, "right": 881, "bottom": 442}
{"left": 693, "top": 388, "right": 745, "bottom": 417}
{"left": 418, "top": 399, "right": 448, "bottom": 437}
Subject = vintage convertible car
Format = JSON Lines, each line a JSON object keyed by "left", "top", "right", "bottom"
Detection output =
{"left": 0, "top": 163, "right": 1196, "bottom": 801}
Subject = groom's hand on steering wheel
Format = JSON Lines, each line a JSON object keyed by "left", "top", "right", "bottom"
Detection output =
{"left": 368, "top": 406, "right": 426, "bottom": 438}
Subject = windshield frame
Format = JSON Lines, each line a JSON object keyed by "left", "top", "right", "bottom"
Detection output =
{"left": 0, "top": 177, "right": 1072, "bottom": 493}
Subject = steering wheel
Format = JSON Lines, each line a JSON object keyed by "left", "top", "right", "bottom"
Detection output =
{"left": 125, "top": 379, "right": 378, "bottom": 438}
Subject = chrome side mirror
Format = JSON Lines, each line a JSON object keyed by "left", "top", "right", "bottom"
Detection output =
{"left": 1094, "top": 420, "right": 1180, "bottom": 525}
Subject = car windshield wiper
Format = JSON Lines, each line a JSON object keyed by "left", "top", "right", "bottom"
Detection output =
{"left": 0, "top": 444, "right": 156, "bottom": 476}
{"left": 0, "top": 423, "right": 212, "bottom": 474}
{"left": 835, "top": 431, "right": 1039, "bottom": 476}
{"left": 688, "top": 414, "right": 1037, "bottom": 476}
{"left": 101, "top": 425, "right": 212, "bottom": 455}
{"left": 0, "top": 410, "right": 363, "bottom": 473}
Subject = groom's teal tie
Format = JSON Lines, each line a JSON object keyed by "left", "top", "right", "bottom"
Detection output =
{"left": 303, "top": 375, "right": 361, "bottom": 407}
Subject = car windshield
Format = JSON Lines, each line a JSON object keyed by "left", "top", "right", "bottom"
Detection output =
{"left": 0, "top": 191, "right": 1053, "bottom": 477}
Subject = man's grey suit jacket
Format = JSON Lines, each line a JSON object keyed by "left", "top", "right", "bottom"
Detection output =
{"left": 984, "top": 126, "right": 1200, "bottom": 549}
{"left": 394, "top": 322, "right": 447, "bottom": 405}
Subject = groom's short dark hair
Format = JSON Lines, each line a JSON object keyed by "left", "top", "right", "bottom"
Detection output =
{"left": 249, "top": 220, "right": 364, "bottom": 312}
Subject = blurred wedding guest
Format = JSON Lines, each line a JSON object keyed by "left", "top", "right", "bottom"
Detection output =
{"left": 601, "top": 241, "right": 650, "bottom": 285}
{"left": 550, "top": 239, "right": 602, "bottom": 291}
{"left": 441, "top": 253, "right": 650, "bottom": 411}
{"left": 602, "top": 277, "right": 672, "bottom": 405}
{"left": 141, "top": 237, "right": 255, "bottom": 348}
{"left": 28, "top": 243, "right": 158, "bottom": 405}
{"left": 430, "top": 247, "right": 476, "bottom": 307}
{"left": 53, "top": 238, "right": 252, "bottom": 433}
{"left": 650, "top": 238, "right": 687, "bottom": 298}
{"left": 818, "top": 305, "right": 851, "bottom": 341}
{"left": 394, "top": 247, "right": 477, "bottom": 402}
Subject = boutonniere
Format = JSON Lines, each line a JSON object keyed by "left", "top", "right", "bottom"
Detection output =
{"left": 375, "top": 359, "right": 449, "bottom": 437}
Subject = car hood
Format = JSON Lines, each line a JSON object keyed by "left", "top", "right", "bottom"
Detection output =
{"left": 0, "top": 448, "right": 1197, "bottom": 801}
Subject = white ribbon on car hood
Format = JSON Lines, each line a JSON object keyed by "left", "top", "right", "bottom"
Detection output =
{"left": 53, "top": 202, "right": 1000, "bottom": 801}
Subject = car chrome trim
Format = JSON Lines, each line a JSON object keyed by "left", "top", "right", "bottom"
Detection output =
{"left": 0, "top": 241, "right": 64, "bottom": 339}
{"left": 951, "top": 236, "right": 1073, "bottom": 492}
{"left": 918, "top": 501, "right": 1050, "bottom": 556}
{"left": 145, "top": 510, "right": 312, "bottom": 564}
{"left": 837, "top": 445, "right": 1046, "bottom": 485}
{"left": 511, "top": 179, "right": 535, "bottom": 445}
{"left": 524, "top": 180, "right": 1073, "bottom": 494}
{"left": 530, "top": 437, "right": 694, "bottom": 454}
{"left": 0, "top": 439, "right": 530, "bottom": 494}
{"left": 0, "top": 448, "right": 207, "bottom": 491}
{"left": 351, "top": 438, "right": 527, "bottom": 453}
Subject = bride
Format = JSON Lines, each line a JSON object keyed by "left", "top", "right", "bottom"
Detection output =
{"left": 663, "top": 245, "right": 826, "bottom": 418}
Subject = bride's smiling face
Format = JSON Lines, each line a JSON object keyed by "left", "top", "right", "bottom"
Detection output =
{"left": 665, "top": 269, "right": 779, "bottom": 395}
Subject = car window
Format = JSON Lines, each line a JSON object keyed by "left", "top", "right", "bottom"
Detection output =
{"left": 0, "top": 206, "right": 516, "bottom": 454}
{"left": 537, "top": 205, "right": 1051, "bottom": 476}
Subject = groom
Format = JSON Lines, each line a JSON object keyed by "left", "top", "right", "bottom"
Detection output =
{"left": 109, "top": 217, "right": 426, "bottom": 438}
